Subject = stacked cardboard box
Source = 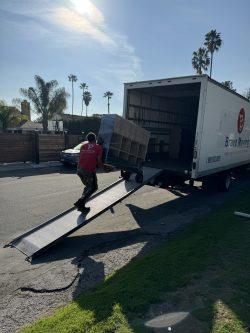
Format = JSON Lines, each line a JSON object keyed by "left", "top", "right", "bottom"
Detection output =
{"left": 98, "top": 114, "right": 150, "bottom": 167}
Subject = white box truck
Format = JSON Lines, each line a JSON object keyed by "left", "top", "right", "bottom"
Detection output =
{"left": 123, "top": 75, "right": 250, "bottom": 190}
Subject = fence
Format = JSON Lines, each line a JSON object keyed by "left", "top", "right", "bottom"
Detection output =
{"left": 0, "top": 133, "right": 84, "bottom": 164}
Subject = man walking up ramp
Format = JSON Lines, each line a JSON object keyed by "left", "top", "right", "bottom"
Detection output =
{"left": 74, "top": 132, "right": 103, "bottom": 213}
{"left": 6, "top": 167, "right": 161, "bottom": 260}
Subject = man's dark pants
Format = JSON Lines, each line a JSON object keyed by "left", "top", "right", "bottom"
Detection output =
{"left": 76, "top": 167, "right": 98, "bottom": 207}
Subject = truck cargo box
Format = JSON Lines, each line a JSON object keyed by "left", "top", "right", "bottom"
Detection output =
{"left": 123, "top": 75, "right": 250, "bottom": 179}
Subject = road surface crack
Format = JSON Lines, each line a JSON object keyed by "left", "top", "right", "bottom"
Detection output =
{"left": 19, "top": 270, "right": 80, "bottom": 294}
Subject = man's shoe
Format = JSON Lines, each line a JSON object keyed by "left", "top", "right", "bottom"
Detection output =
{"left": 74, "top": 201, "right": 80, "bottom": 209}
{"left": 74, "top": 198, "right": 85, "bottom": 209}
{"left": 79, "top": 206, "right": 90, "bottom": 214}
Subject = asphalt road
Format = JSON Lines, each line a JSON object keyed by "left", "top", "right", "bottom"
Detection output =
{"left": 0, "top": 166, "right": 120, "bottom": 245}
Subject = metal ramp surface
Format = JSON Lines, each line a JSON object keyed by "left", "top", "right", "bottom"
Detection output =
{"left": 6, "top": 167, "right": 161, "bottom": 260}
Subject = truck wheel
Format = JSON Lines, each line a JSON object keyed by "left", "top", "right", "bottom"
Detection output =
{"left": 135, "top": 173, "right": 143, "bottom": 183}
{"left": 121, "top": 170, "right": 131, "bottom": 181}
{"left": 218, "top": 172, "right": 231, "bottom": 192}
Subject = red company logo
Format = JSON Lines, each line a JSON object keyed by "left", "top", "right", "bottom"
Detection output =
{"left": 237, "top": 108, "right": 245, "bottom": 134}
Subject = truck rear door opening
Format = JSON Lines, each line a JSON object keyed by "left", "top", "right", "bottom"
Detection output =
{"left": 125, "top": 81, "right": 201, "bottom": 175}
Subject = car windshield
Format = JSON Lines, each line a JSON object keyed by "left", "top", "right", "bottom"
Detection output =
{"left": 74, "top": 143, "right": 84, "bottom": 151}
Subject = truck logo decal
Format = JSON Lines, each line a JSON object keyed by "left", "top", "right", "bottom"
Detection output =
{"left": 225, "top": 137, "right": 250, "bottom": 148}
{"left": 237, "top": 108, "right": 245, "bottom": 134}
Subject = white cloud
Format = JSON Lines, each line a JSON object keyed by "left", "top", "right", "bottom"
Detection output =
{"left": 70, "top": 0, "right": 105, "bottom": 26}
{"left": 1, "top": 0, "right": 141, "bottom": 83}
{"left": 0, "top": 0, "right": 141, "bottom": 116}
{"left": 45, "top": 0, "right": 142, "bottom": 82}
{"left": 47, "top": 5, "right": 116, "bottom": 47}
{"left": 0, "top": 0, "right": 142, "bottom": 110}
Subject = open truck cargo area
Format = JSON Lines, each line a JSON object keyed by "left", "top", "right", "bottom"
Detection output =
{"left": 124, "top": 75, "right": 250, "bottom": 186}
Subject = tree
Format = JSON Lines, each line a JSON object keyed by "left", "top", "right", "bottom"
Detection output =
{"left": 63, "top": 116, "right": 101, "bottom": 135}
{"left": 20, "top": 75, "right": 68, "bottom": 132}
{"left": 68, "top": 74, "right": 77, "bottom": 116}
{"left": 204, "top": 29, "right": 222, "bottom": 77}
{"left": 11, "top": 97, "right": 22, "bottom": 110}
{"left": 0, "top": 100, "right": 20, "bottom": 131}
{"left": 221, "top": 81, "right": 236, "bottom": 92}
{"left": 79, "top": 82, "right": 88, "bottom": 116}
{"left": 83, "top": 91, "right": 92, "bottom": 117}
{"left": 192, "top": 48, "right": 210, "bottom": 75}
{"left": 103, "top": 91, "right": 113, "bottom": 114}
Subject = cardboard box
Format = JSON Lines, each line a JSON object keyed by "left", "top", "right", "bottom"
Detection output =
{"left": 98, "top": 114, "right": 150, "bottom": 166}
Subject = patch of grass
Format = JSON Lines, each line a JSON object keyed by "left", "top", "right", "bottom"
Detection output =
{"left": 21, "top": 189, "right": 250, "bottom": 333}
{"left": 212, "top": 300, "right": 247, "bottom": 333}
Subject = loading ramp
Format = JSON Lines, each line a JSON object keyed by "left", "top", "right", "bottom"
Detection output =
{"left": 6, "top": 167, "right": 161, "bottom": 260}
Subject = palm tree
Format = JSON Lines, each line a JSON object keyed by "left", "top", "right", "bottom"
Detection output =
{"left": 103, "top": 91, "right": 113, "bottom": 114}
{"left": 204, "top": 29, "right": 222, "bottom": 77}
{"left": 68, "top": 74, "right": 77, "bottom": 115}
{"left": 83, "top": 91, "right": 92, "bottom": 117}
{"left": 192, "top": 48, "right": 210, "bottom": 75}
{"left": 79, "top": 82, "right": 88, "bottom": 116}
{"left": 221, "top": 81, "right": 236, "bottom": 92}
{"left": 0, "top": 100, "right": 20, "bottom": 132}
{"left": 20, "top": 75, "right": 68, "bottom": 132}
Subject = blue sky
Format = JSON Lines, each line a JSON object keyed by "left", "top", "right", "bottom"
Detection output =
{"left": 0, "top": 0, "right": 249, "bottom": 118}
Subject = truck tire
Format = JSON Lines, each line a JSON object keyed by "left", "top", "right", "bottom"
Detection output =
{"left": 135, "top": 173, "right": 143, "bottom": 183}
{"left": 218, "top": 172, "right": 231, "bottom": 192}
{"left": 121, "top": 170, "right": 131, "bottom": 181}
